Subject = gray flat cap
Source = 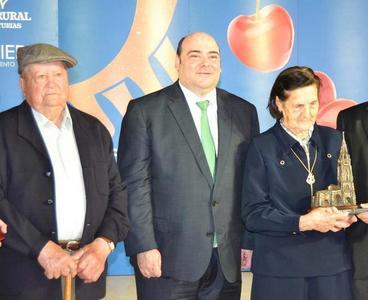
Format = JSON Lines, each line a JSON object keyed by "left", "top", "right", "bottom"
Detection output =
{"left": 17, "top": 43, "right": 77, "bottom": 74}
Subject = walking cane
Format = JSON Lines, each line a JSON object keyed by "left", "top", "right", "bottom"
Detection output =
{"left": 64, "top": 273, "right": 72, "bottom": 300}
{"left": 61, "top": 240, "right": 80, "bottom": 300}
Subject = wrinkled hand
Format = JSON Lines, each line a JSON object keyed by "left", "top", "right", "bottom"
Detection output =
{"left": 357, "top": 203, "right": 368, "bottom": 224}
{"left": 0, "top": 219, "right": 7, "bottom": 247}
{"left": 75, "top": 238, "right": 111, "bottom": 283}
{"left": 37, "top": 241, "right": 78, "bottom": 279}
{"left": 300, "top": 207, "right": 357, "bottom": 232}
{"left": 0, "top": 219, "right": 7, "bottom": 234}
{"left": 241, "top": 249, "right": 252, "bottom": 270}
{"left": 137, "top": 249, "right": 161, "bottom": 278}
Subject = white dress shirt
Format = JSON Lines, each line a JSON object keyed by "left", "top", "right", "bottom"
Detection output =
{"left": 179, "top": 82, "right": 218, "bottom": 154}
{"left": 32, "top": 106, "right": 86, "bottom": 241}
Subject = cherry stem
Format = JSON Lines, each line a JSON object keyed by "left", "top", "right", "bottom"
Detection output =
{"left": 256, "top": 0, "right": 260, "bottom": 20}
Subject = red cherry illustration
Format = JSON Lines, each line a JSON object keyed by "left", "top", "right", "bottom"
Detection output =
{"left": 227, "top": 4, "right": 294, "bottom": 72}
{"left": 315, "top": 71, "right": 337, "bottom": 107}
{"left": 317, "top": 98, "right": 356, "bottom": 129}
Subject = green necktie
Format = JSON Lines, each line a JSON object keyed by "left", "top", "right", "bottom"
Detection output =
{"left": 196, "top": 100, "right": 217, "bottom": 247}
{"left": 196, "top": 100, "right": 216, "bottom": 177}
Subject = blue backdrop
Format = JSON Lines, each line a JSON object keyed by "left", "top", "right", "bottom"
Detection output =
{"left": 1, "top": 0, "right": 367, "bottom": 275}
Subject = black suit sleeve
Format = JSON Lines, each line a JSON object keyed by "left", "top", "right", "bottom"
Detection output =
{"left": 117, "top": 100, "right": 157, "bottom": 256}
{"left": 251, "top": 105, "right": 260, "bottom": 139}
{"left": 241, "top": 104, "right": 260, "bottom": 249}
{"left": 95, "top": 124, "right": 130, "bottom": 244}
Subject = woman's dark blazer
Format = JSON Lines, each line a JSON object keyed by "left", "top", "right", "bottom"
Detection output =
{"left": 242, "top": 122, "right": 351, "bottom": 277}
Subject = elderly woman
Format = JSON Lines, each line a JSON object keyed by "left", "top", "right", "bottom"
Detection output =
{"left": 243, "top": 66, "right": 356, "bottom": 300}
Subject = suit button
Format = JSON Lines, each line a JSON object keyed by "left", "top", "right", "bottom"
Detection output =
{"left": 51, "top": 231, "right": 56, "bottom": 236}
{"left": 212, "top": 201, "right": 218, "bottom": 207}
{"left": 45, "top": 171, "right": 52, "bottom": 177}
{"left": 47, "top": 199, "right": 54, "bottom": 205}
{"left": 206, "top": 232, "right": 213, "bottom": 237}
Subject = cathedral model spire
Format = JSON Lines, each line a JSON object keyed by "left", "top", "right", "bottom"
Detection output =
{"left": 313, "top": 132, "right": 357, "bottom": 209}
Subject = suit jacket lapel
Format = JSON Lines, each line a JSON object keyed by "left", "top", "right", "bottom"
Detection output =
{"left": 17, "top": 101, "right": 49, "bottom": 159}
{"left": 215, "top": 91, "right": 232, "bottom": 183}
{"left": 166, "top": 82, "right": 214, "bottom": 187}
{"left": 68, "top": 105, "right": 93, "bottom": 244}
{"left": 18, "top": 101, "right": 92, "bottom": 169}
{"left": 69, "top": 105, "right": 91, "bottom": 169}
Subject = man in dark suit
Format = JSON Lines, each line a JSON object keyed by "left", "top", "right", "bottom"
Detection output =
{"left": 338, "top": 103, "right": 368, "bottom": 300}
{"left": 118, "top": 32, "right": 259, "bottom": 299}
{"left": 0, "top": 43, "right": 129, "bottom": 299}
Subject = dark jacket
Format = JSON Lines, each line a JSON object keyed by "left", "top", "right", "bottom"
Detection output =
{"left": 0, "top": 101, "right": 129, "bottom": 300}
{"left": 338, "top": 102, "right": 368, "bottom": 279}
{"left": 118, "top": 81, "right": 259, "bottom": 282}
{"left": 243, "top": 122, "right": 351, "bottom": 277}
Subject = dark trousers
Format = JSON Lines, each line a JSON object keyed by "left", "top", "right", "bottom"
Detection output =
{"left": 133, "top": 249, "right": 241, "bottom": 300}
{"left": 352, "top": 278, "right": 368, "bottom": 300}
{"left": 0, "top": 280, "right": 61, "bottom": 300}
{"left": 1, "top": 279, "right": 104, "bottom": 300}
{"left": 251, "top": 270, "right": 353, "bottom": 300}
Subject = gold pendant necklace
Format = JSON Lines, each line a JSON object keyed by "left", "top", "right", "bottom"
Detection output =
{"left": 290, "top": 147, "right": 318, "bottom": 186}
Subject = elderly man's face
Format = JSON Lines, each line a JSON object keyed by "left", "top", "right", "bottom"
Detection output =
{"left": 20, "top": 61, "right": 69, "bottom": 112}
{"left": 175, "top": 33, "right": 221, "bottom": 97}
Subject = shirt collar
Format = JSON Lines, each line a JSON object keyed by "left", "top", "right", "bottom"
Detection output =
{"left": 280, "top": 119, "right": 314, "bottom": 148}
{"left": 32, "top": 105, "right": 73, "bottom": 130}
{"left": 178, "top": 82, "right": 217, "bottom": 106}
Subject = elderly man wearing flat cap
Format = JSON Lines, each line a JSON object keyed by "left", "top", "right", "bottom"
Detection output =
{"left": 0, "top": 43, "right": 129, "bottom": 300}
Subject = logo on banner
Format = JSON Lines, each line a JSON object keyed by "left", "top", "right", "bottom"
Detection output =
{"left": 0, "top": 0, "right": 8, "bottom": 10}
{"left": 0, "top": 0, "right": 32, "bottom": 29}
{"left": 0, "top": 44, "right": 23, "bottom": 68}
{"left": 69, "top": 0, "right": 179, "bottom": 138}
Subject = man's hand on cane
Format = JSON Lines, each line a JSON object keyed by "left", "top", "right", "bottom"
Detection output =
{"left": 37, "top": 241, "right": 80, "bottom": 279}
{"left": 75, "top": 237, "right": 112, "bottom": 283}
